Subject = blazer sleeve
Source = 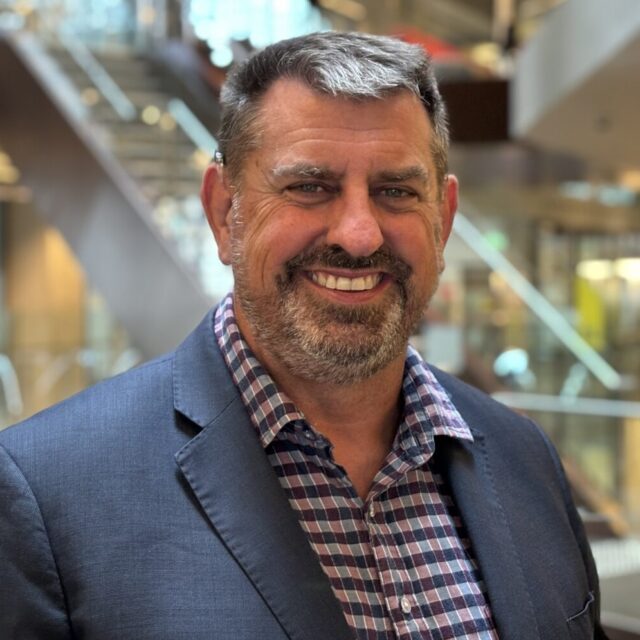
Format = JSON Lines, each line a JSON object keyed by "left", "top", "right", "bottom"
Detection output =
{"left": 0, "top": 443, "right": 72, "bottom": 639}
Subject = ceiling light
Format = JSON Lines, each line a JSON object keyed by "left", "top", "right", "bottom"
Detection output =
{"left": 619, "top": 170, "right": 640, "bottom": 192}
{"left": 576, "top": 259, "right": 613, "bottom": 281}
{"left": 614, "top": 258, "right": 640, "bottom": 281}
{"left": 141, "top": 105, "right": 161, "bottom": 125}
{"left": 0, "top": 165, "right": 20, "bottom": 184}
{"left": 159, "top": 113, "right": 176, "bottom": 131}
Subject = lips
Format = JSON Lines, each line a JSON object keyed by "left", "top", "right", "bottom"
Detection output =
{"left": 310, "top": 271, "right": 383, "bottom": 292}
{"left": 284, "top": 246, "right": 411, "bottom": 294}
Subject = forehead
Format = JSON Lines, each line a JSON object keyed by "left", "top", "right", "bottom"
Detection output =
{"left": 249, "top": 79, "right": 435, "bottom": 175}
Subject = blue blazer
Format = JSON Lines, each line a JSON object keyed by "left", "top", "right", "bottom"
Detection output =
{"left": 0, "top": 310, "right": 605, "bottom": 639}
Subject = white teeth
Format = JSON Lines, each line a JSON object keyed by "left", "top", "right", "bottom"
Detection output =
{"left": 311, "top": 272, "right": 381, "bottom": 291}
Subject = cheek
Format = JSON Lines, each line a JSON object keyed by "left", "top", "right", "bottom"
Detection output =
{"left": 237, "top": 204, "right": 324, "bottom": 285}
{"left": 386, "top": 216, "right": 438, "bottom": 264}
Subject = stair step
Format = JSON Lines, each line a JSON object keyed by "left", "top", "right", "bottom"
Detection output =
{"left": 141, "top": 179, "right": 202, "bottom": 201}
{"left": 123, "top": 159, "right": 203, "bottom": 181}
{"left": 108, "top": 123, "right": 193, "bottom": 143}
{"left": 112, "top": 139, "right": 196, "bottom": 158}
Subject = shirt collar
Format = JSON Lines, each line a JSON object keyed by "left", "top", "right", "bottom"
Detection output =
{"left": 214, "top": 293, "right": 473, "bottom": 453}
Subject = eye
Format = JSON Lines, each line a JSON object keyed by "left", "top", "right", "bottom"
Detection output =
{"left": 374, "top": 186, "right": 419, "bottom": 211}
{"left": 291, "top": 183, "right": 326, "bottom": 193}
{"left": 285, "top": 182, "right": 335, "bottom": 204}
{"left": 379, "top": 186, "right": 415, "bottom": 199}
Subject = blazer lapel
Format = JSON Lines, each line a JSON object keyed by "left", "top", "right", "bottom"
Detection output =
{"left": 435, "top": 435, "right": 541, "bottom": 640}
{"left": 172, "top": 312, "right": 353, "bottom": 640}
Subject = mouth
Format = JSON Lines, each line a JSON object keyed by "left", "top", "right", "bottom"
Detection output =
{"left": 309, "top": 271, "right": 384, "bottom": 292}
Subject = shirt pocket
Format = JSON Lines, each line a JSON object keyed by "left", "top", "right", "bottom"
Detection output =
{"left": 566, "top": 591, "right": 596, "bottom": 639}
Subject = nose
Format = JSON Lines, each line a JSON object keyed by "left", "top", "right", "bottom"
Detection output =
{"left": 325, "top": 189, "right": 384, "bottom": 257}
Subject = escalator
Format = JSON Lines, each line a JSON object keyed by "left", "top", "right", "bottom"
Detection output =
{"left": 0, "top": 31, "right": 229, "bottom": 357}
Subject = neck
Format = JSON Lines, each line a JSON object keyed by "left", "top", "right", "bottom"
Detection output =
{"left": 235, "top": 302, "right": 407, "bottom": 500}
{"left": 266, "top": 348, "right": 406, "bottom": 501}
{"left": 276, "top": 354, "right": 405, "bottom": 438}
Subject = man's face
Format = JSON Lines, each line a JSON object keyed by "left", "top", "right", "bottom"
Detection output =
{"left": 204, "top": 79, "right": 457, "bottom": 384}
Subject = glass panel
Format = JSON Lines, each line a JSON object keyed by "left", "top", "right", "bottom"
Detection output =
{"left": 0, "top": 199, "right": 139, "bottom": 428}
{"left": 421, "top": 201, "right": 640, "bottom": 537}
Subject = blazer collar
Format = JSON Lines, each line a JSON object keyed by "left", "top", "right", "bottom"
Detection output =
{"left": 172, "top": 311, "right": 353, "bottom": 640}
{"left": 434, "top": 435, "right": 541, "bottom": 640}
{"left": 172, "top": 309, "right": 237, "bottom": 429}
{"left": 432, "top": 370, "right": 541, "bottom": 640}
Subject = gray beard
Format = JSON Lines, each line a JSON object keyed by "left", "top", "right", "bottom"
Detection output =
{"left": 232, "top": 245, "right": 432, "bottom": 385}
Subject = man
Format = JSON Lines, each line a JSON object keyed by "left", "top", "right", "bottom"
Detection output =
{"left": 0, "top": 32, "right": 605, "bottom": 639}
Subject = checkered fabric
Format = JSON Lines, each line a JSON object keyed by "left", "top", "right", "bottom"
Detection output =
{"left": 214, "top": 294, "right": 498, "bottom": 640}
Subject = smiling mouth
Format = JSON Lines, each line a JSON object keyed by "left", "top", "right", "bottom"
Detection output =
{"left": 309, "top": 271, "right": 383, "bottom": 292}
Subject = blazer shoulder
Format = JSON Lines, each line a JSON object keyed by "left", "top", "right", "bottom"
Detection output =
{"left": 0, "top": 351, "right": 175, "bottom": 449}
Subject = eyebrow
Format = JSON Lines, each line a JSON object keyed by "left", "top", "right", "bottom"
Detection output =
{"left": 270, "top": 163, "right": 343, "bottom": 181}
{"left": 269, "top": 163, "right": 430, "bottom": 185}
{"left": 373, "top": 166, "right": 430, "bottom": 185}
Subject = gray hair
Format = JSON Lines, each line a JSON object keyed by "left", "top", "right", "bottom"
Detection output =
{"left": 218, "top": 31, "right": 450, "bottom": 186}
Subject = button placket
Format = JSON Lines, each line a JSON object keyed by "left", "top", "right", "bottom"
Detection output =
{"left": 368, "top": 501, "right": 375, "bottom": 520}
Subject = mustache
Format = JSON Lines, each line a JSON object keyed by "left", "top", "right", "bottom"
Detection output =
{"left": 284, "top": 245, "right": 412, "bottom": 282}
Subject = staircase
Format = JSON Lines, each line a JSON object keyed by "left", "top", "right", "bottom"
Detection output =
{"left": 0, "top": 32, "right": 230, "bottom": 357}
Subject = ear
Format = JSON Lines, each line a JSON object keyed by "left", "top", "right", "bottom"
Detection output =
{"left": 201, "top": 163, "right": 234, "bottom": 265}
{"left": 439, "top": 173, "right": 458, "bottom": 246}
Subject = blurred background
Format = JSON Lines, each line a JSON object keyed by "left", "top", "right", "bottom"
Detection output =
{"left": 0, "top": 0, "right": 638, "bottom": 635}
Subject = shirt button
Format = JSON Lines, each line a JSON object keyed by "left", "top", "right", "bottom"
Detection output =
{"left": 368, "top": 502, "right": 375, "bottom": 519}
{"left": 400, "top": 595, "right": 412, "bottom": 614}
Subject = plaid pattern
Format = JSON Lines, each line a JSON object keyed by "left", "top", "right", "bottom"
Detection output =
{"left": 214, "top": 295, "right": 498, "bottom": 639}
